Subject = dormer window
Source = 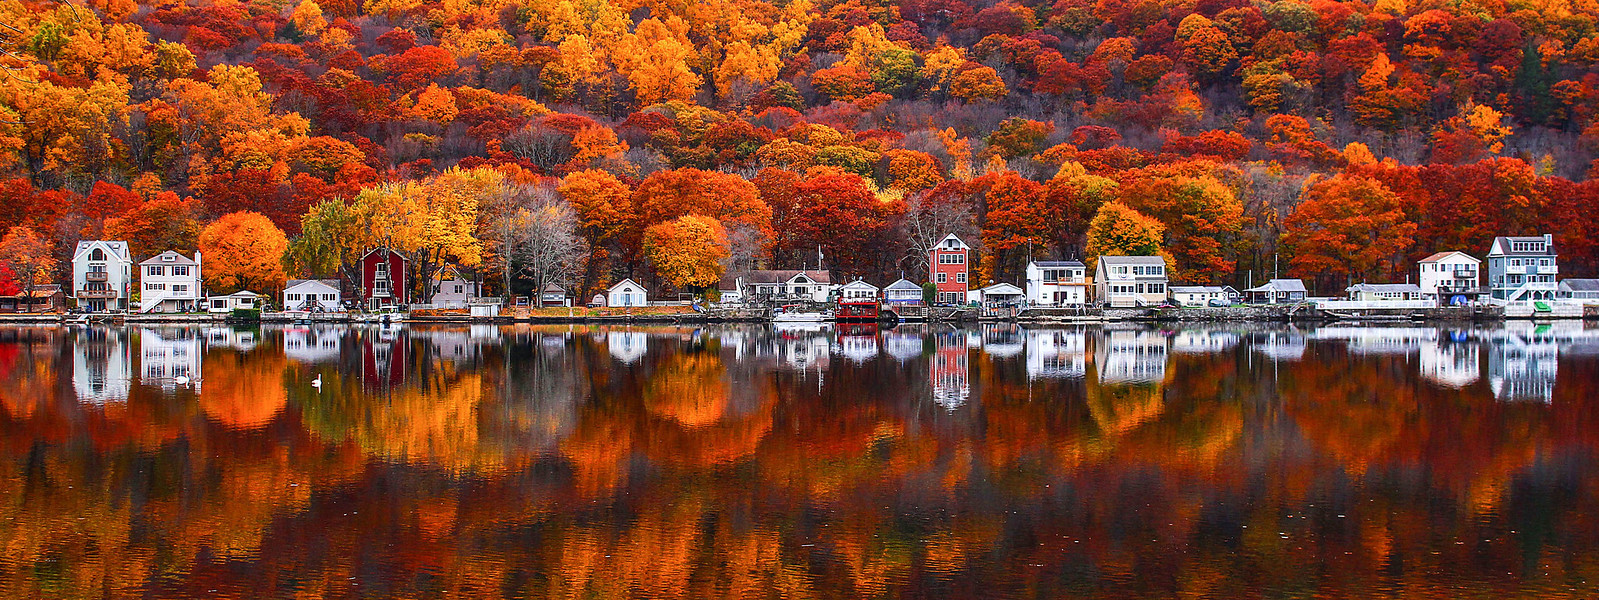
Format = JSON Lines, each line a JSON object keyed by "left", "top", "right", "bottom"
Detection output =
{"left": 90, "top": 248, "right": 105, "bottom": 261}
{"left": 1511, "top": 241, "right": 1546, "bottom": 253}
{"left": 162, "top": 254, "right": 174, "bottom": 262}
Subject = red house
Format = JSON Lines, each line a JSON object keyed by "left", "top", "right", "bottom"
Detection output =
{"left": 359, "top": 248, "right": 410, "bottom": 309}
{"left": 928, "top": 234, "right": 970, "bottom": 305}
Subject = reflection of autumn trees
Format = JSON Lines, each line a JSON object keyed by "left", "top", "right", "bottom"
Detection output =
{"left": 5, "top": 326, "right": 1599, "bottom": 597}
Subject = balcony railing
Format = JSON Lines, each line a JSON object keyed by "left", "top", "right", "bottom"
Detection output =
{"left": 77, "top": 289, "right": 118, "bottom": 299}
{"left": 84, "top": 272, "right": 108, "bottom": 282}
{"left": 1538, "top": 266, "right": 1559, "bottom": 275}
{"left": 1453, "top": 269, "right": 1476, "bottom": 278}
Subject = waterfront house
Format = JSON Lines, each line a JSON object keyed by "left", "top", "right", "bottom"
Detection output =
{"left": 1025, "top": 260, "right": 1089, "bottom": 306}
{"left": 71, "top": 240, "right": 133, "bottom": 312}
{"left": 206, "top": 291, "right": 260, "bottom": 313}
{"left": 138, "top": 251, "right": 202, "bottom": 313}
{"left": 1559, "top": 279, "right": 1599, "bottom": 301}
{"left": 1093, "top": 256, "right": 1168, "bottom": 308}
{"left": 606, "top": 279, "right": 648, "bottom": 307}
{"left": 540, "top": 283, "right": 571, "bottom": 307}
{"left": 883, "top": 279, "right": 923, "bottom": 304}
{"left": 1417, "top": 251, "right": 1483, "bottom": 306}
{"left": 715, "top": 276, "right": 742, "bottom": 303}
{"left": 0, "top": 284, "right": 65, "bottom": 313}
{"left": 1346, "top": 283, "right": 1424, "bottom": 301}
{"left": 283, "top": 279, "right": 342, "bottom": 312}
{"left": 1486, "top": 234, "right": 1558, "bottom": 301}
{"left": 839, "top": 280, "right": 880, "bottom": 301}
{"left": 1220, "top": 286, "right": 1242, "bottom": 304}
{"left": 967, "top": 282, "right": 1025, "bottom": 306}
{"left": 740, "top": 270, "right": 832, "bottom": 303}
{"left": 1169, "top": 285, "right": 1228, "bottom": 307}
{"left": 929, "top": 234, "right": 970, "bottom": 305}
{"left": 1243, "top": 279, "right": 1307, "bottom": 304}
{"left": 358, "top": 248, "right": 410, "bottom": 309}
{"left": 430, "top": 268, "right": 478, "bottom": 308}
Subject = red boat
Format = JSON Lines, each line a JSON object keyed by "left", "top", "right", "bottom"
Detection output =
{"left": 834, "top": 300, "right": 880, "bottom": 322}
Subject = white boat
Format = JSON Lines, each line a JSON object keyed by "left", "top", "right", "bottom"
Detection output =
{"left": 772, "top": 306, "right": 830, "bottom": 322}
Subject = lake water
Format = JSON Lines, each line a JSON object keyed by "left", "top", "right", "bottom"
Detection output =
{"left": 2, "top": 322, "right": 1599, "bottom": 598}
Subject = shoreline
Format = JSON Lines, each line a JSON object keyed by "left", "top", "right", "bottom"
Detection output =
{"left": 4, "top": 304, "right": 1594, "bottom": 325}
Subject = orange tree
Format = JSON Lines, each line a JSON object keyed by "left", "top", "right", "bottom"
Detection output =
{"left": 198, "top": 211, "right": 290, "bottom": 294}
{"left": 1281, "top": 174, "right": 1416, "bottom": 289}
{"left": 643, "top": 215, "right": 730, "bottom": 291}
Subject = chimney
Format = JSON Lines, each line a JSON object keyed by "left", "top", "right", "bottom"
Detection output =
{"left": 1544, "top": 233, "right": 1553, "bottom": 245}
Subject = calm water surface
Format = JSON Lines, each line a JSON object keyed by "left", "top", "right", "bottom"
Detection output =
{"left": 2, "top": 322, "right": 1598, "bottom": 598}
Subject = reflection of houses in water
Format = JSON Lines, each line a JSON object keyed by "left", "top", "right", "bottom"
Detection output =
{"left": 607, "top": 330, "right": 649, "bottom": 364}
{"left": 283, "top": 326, "right": 342, "bottom": 363}
{"left": 203, "top": 327, "right": 258, "bottom": 352}
{"left": 1094, "top": 329, "right": 1168, "bottom": 384}
{"left": 1487, "top": 325, "right": 1559, "bottom": 402}
{"left": 469, "top": 324, "right": 502, "bottom": 343}
{"left": 930, "top": 330, "right": 970, "bottom": 410}
{"left": 73, "top": 328, "right": 132, "bottom": 404}
{"left": 1418, "top": 340, "right": 1480, "bottom": 388}
{"left": 139, "top": 328, "right": 201, "bottom": 392}
{"left": 414, "top": 328, "right": 478, "bottom": 363}
{"left": 882, "top": 329, "right": 925, "bottom": 362}
{"left": 1311, "top": 326, "right": 1432, "bottom": 355}
{"left": 1170, "top": 329, "right": 1240, "bottom": 354}
{"left": 980, "top": 324, "right": 1025, "bottom": 358}
{"left": 1249, "top": 330, "right": 1307, "bottom": 361}
{"left": 834, "top": 330, "right": 880, "bottom": 364}
{"left": 775, "top": 330, "right": 832, "bottom": 373}
{"left": 361, "top": 327, "right": 409, "bottom": 388}
{"left": 1025, "top": 329, "right": 1086, "bottom": 379}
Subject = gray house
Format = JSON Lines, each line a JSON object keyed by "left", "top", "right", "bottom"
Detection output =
{"left": 1486, "top": 234, "right": 1558, "bottom": 301}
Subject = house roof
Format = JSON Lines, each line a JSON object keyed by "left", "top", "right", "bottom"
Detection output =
{"left": 220, "top": 290, "right": 261, "bottom": 298}
{"left": 1347, "top": 283, "right": 1423, "bottom": 293}
{"left": 1245, "top": 279, "right": 1307, "bottom": 293}
{"left": 884, "top": 278, "right": 922, "bottom": 291}
{"left": 743, "top": 270, "right": 833, "bottom": 284}
{"left": 1561, "top": 279, "right": 1599, "bottom": 292}
{"left": 1032, "top": 260, "right": 1085, "bottom": 268}
{"left": 138, "top": 250, "right": 198, "bottom": 266}
{"left": 1098, "top": 255, "right": 1166, "bottom": 266}
{"left": 840, "top": 280, "right": 879, "bottom": 290}
{"left": 935, "top": 234, "right": 969, "bottom": 250}
{"left": 608, "top": 278, "right": 646, "bottom": 291}
{"left": 360, "top": 247, "right": 409, "bottom": 262}
{"left": 73, "top": 240, "right": 130, "bottom": 262}
{"left": 1419, "top": 251, "right": 1480, "bottom": 264}
{"left": 286, "top": 279, "right": 340, "bottom": 292}
{"left": 541, "top": 283, "right": 567, "bottom": 293}
{"left": 1171, "top": 286, "right": 1225, "bottom": 293}
{"left": 979, "top": 283, "right": 1024, "bottom": 295}
{"left": 1489, "top": 235, "right": 1556, "bottom": 256}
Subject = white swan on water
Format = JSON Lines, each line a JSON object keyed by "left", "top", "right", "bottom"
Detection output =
{"left": 312, "top": 374, "right": 322, "bottom": 390}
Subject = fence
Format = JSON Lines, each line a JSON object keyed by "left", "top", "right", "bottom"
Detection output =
{"left": 1313, "top": 300, "right": 1435, "bottom": 310}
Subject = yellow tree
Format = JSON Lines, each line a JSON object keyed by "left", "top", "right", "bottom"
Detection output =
{"left": 353, "top": 168, "right": 488, "bottom": 300}
{"left": 644, "top": 215, "right": 730, "bottom": 290}
{"left": 199, "top": 212, "right": 290, "bottom": 294}
{"left": 1085, "top": 201, "right": 1168, "bottom": 271}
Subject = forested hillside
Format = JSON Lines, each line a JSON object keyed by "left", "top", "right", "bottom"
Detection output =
{"left": 3, "top": 0, "right": 1599, "bottom": 296}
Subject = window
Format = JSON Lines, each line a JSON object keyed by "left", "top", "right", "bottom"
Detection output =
{"left": 323, "top": 294, "right": 335, "bottom": 301}
{"left": 174, "top": 285, "right": 187, "bottom": 292}
{"left": 1512, "top": 241, "right": 1546, "bottom": 253}
{"left": 288, "top": 294, "right": 301, "bottom": 301}
{"left": 938, "top": 253, "right": 965, "bottom": 264}
{"left": 1148, "top": 283, "right": 1165, "bottom": 294}
{"left": 936, "top": 273, "right": 947, "bottom": 283}
{"left": 173, "top": 266, "right": 188, "bottom": 276}
{"left": 1511, "top": 259, "right": 1521, "bottom": 267}
{"left": 1541, "top": 258, "right": 1551, "bottom": 266}
{"left": 956, "top": 273, "right": 966, "bottom": 283}
{"left": 90, "top": 248, "right": 105, "bottom": 261}
{"left": 454, "top": 284, "right": 463, "bottom": 294}
{"left": 148, "top": 266, "right": 162, "bottom": 276}
{"left": 161, "top": 254, "right": 174, "bottom": 262}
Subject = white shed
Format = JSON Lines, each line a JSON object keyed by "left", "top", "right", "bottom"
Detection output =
{"left": 606, "top": 279, "right": 649, "bottom": 307}
{"left": 207, "top": 291, "right": 261, "bottom": 313}
{"left": 839, "top": 280, "right": 880, "bottom": 301}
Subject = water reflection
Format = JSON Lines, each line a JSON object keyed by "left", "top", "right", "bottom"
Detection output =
{"left": 2, "top": 322, "right": 1599, "bottom": 597}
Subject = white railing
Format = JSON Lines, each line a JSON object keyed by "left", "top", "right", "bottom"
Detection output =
{"left": 1314, "top": 300, "right": 1434, "bottom": 310}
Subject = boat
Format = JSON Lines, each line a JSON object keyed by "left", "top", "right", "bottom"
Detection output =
{"left": 772, "top": 305, "right": 830, "bottom": 322}
{"left": 834, "top": 300, "right": 881, "bottom": 322}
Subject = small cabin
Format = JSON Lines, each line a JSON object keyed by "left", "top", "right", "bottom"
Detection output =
{"left": 207, "top": 291, "right": 261, "bottom": 313}
{"left": 606, "top": 279, "right": 648, "bottom": 307}
{"left": 540, "top": 283, "right": 571, "bottom": 307}
{"left": 839, "top": 280, "right": 880, "bottom": 302}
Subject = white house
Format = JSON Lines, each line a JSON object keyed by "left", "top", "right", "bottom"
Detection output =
{"left": 716, "top": 277, "right": 743, "bottom": 304}
{"left": 1093, "top": 256, "right": 1168, "bottom": 308}
{"left": 1417, "top": 251, "right": 1483, "bottom": 306}
{"left": 430, "top": 269, "right": 478, "bottom": 308}
{"left": 137, "top": 251, "right": 202, "bottom": 313}
{"left": 1486, "top": 234, "right": 1558, "bottom": 302}
{"left": 284, "top": 279, "right": 342, "bottom": 312}
{"left": 1346, "top": 283, "right": 1425, "bottom": 301}
{"left": 839, "top": 280, "right": 880, "bottom": 301}
{"left": 1243, "top": 279, "right": 1307, "bottom": 304}
{"left": 739, "top": 270, "right": 833, "bottom": 303}
{"left": 883, "top": 279, "right": 924, "bottom": 304}
{"left": 606, "top": 279, "right": 648, "bottom": 307}
{"left": 206, "top": 291, "right": 261, "bottom": 313}
{"left": 967, "top": 282, "right": 1025, "bottom": 306}
{"left": 1025, "top": 260, "right": 1088, "bottom": 306}
{"left": 1559, "top": 279, "right": 1599, "bottom": 301}
{"left": 1169, "top": 285, "right": 1227, "bottom": 307}
{"left": 72, "top": 240, "right": 134, "bottom": 312}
